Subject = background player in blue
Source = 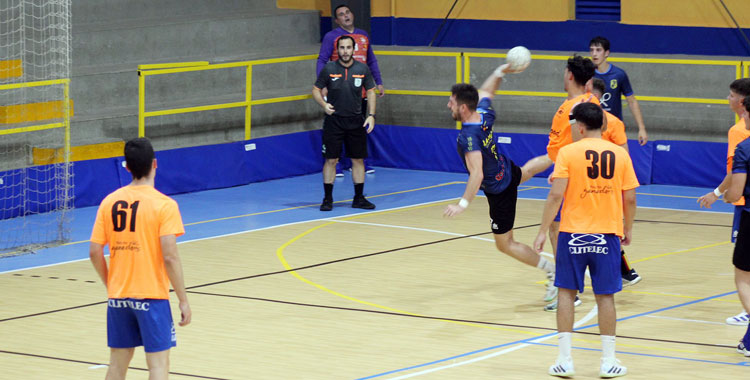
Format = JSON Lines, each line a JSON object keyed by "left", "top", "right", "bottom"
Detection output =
{"left": 723, "top": 95, "right": 750, "bottom": 358}
{"left": 443, "top": 63, "right": 558, "bottom": 303}
{"left": 590, "top": 36, "right": 649, "bottom": 145}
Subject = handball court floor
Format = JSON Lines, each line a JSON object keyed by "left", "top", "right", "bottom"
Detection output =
{"left": 1, "top": 167, "right": 749, "bottom": 379}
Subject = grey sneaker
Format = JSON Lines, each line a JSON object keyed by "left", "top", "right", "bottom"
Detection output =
{"left": 544, "top": 296, "right": 581, "bottom": 312}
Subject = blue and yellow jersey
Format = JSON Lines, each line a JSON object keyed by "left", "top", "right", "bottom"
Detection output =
{"left": 594, "top": 64, "right": 633, "bottom": 120}
{"left": 456, "top": 97, "right": 514, "bottom": 194}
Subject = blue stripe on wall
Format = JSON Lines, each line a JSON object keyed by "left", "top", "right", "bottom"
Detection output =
{"left": 364, "top": 17, "right": 750, "bottom": 56}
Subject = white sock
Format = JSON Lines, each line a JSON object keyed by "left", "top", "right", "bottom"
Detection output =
{"left": 537, "top": 256, "right": 555, "bottom": 273}
{"left": 558, "top": 332, "right": 572, "bottom": 360}
{"left": 601, "top": 335, "right": 616, "bottom": 359}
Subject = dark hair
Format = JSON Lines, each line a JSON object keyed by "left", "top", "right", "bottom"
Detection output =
{"left": 589, "top": 36, "right": 610, "bottom": 51}
{"left": 591, "top": 78, "right": 606, "bottom": 95}
{"left": 334, "top": 4, "right": 350, "bottom": 17}
{"left": 745, "top": 95, "right": 750, "bottom": 113}
{"left": 572, "top": 102, "right": 604, "bottom": 131}
{"left": 124, "top": 137, "right": 154, "bottom": 179}
{"left": 730, "top": 78, "right": 750, "bottom": 97}
{"left": 450, "top": 83, "right": 478, "bottom": 111}
{"left": 336, "top": 35, "right": 356, "bottom": 50}
{"left": 567, "top": 55, "right": 596, "bottom": 87}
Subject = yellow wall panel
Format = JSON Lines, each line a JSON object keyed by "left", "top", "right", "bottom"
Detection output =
{"left": 33, "top": 141, "right": 124, "bottom": 165}
{"left": 394, "top": 0, "right": 571, "bottom": 21}
{"left": 277, "top": 0, "right": 572, "bottom": 21}
{"left": 0, "top": 100, "right": 74, "bottom": 124}
{"left": 0, "top": 60, "right": 23, "bottom": 79}
{"left": 622, "top": 0, "right": 750, "bottom": 28}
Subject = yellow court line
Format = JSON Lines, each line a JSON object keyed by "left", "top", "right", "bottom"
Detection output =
{"left": 619, "top": 289, "right": 741, "bottom": 304}
{"left": 630, "top": 241, "right": 730, "bottom": 264}
{"left": 275, "top": 214, "right": 540, "bottom": 336}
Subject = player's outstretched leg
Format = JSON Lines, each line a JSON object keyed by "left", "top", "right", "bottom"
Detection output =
{"left": 520, "top": 154, "right": 553, "bottom": 184}
{"left": 493, "top": 230, "right": 556, "bottom": 301}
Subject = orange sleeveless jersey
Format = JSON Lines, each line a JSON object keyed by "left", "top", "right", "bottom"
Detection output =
{"left": 331, "top": 33, "right": 370, "bottom": 64}
{"left": 553, "top": 138, "right": 639, "bottom": 237}
{"left": 727, "top": 119, "right": 750, "bottom": 206}
{"left": 90, "top": 185, "right": 185, "bottom": 299}
{"left": 547, "top": 94, "right": 600, "bottom": 161}
{"left": 601, "top": 111, "right": 627, "bottom": 146}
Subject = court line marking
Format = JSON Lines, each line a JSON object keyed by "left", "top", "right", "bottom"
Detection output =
{"left": 527, "top": 342, "right": 750, "bottom": 367}
{"left": 378, "top": 307, "right": 599, "bottom": 380}
{"left": 360, "top": 291, "right": 738, "bottom": 379}
{"left": 644, "top": 314, "right": 726, "bottom": 326}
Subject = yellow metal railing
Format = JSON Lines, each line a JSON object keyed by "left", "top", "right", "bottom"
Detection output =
{"left": 138, "top": 52, "right": 464, "bottom": 136}
{"left": 464, "top": 52, "right": 743, "bottom": 105}
{"left": 139, "top": 52, "right": 746, "bottom": 137}
{"left": 0, "top": 78, "right": 71, "bottom": 162}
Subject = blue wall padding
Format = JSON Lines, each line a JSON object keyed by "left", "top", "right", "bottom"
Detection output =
{"left": 71, "top": 131, "right": 325, "bottom": 208}
{"left": 368, "top": 125, "right": 654, "bottom": 185}
{"left": 364, "top": 17, "right": 750, "bottom": 56}
{"left": 367, "top": 125, "right": 465, "bottom": 172}
{"left": 651, "top": 140, "right": 726, "bottom": 187}
{"left": 73, "top": 158, "right": 123, "bottom": 208}
{"left": 3, "top": 127, "right": 730, "bottom": 219}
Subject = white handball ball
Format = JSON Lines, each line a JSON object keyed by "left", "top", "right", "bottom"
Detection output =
{"left": 506, "top": 46, "right": 531, "bottom": 73}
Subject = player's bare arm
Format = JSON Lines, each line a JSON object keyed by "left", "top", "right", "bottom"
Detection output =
{"left": 626, "top": 94, "right": 648, "bottom": 145}
{"left": 363, "top": 87, "right": 376, "bottom": 133}
{"left": 477, "top": 63, "right": 513, "bottom": 100}
{"left": 534, "top": 177, "right": 567, "bottom": 252}
{"left": 161, "top": 234, "right": 192, "bottom": 327}
{"left": 725, "top": 172, "right": 747, "bottom": 204}
{"left": 698, "top": 173, "right": 731, "bottom": 208}
{"left": 89, "top": 242, "right": 108, "bottom": 288}
{"left": 444, "top": 151, "right": 483, "bottom": 217}
{"left": 622, "top": 188, "right": 637, "bottom": 246}
{"left": 312, "top": 86, "right": 334, "bottom": 115}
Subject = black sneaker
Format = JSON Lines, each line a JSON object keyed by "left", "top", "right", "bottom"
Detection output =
{"left": 320, "top": 198, "right": 333, "bottom": 211}
{"left": 352, "top": 196, "right": 375, "bottom": 209}
{"left": 622, "top": 268, "right": 642, "bottom": 287}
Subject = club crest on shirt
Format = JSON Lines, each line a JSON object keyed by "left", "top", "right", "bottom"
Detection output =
{"left": 354, "top": 78, "right": 362, "bottom": 87}
{"left": 610, "top": 79, "right": 618, "bottom": 89}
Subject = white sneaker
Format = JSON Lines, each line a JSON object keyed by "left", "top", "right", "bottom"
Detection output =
{"left": 544, "top": 272, "right": 558, "bottom": 302}
{"left": 548, "top": 357, "right": 575, "bottom": 377}
{"left": 726, "top": 311, "right": 749, "bottom": 326}
{"left": 600, "top": 357, "right": 627, "bottom": 378}
{"left": 738, "top": 341, "right": 750, "bottom": 357}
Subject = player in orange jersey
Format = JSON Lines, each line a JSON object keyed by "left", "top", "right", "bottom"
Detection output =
{"left": 697, "top": 78, "right": 750, "bottom": 326}
{"left": 90, "top": 138, "right": 191, "bottom": 380}
{"left": 534, "top": 103, "right": 638, "bottom": 378}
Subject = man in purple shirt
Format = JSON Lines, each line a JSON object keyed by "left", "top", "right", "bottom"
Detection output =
{"left": 317, "top": 4, "right": 384, "bottom": 175}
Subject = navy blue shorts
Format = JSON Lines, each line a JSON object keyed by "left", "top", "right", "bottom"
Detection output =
{"left": 732, "top": 206, "right": 743, "bottom": 243}
{"left": 107, "top": 298, "right": 175, "bottom": 353}
{"left": 555, "top": 232, "right": 622, "bottom": 294}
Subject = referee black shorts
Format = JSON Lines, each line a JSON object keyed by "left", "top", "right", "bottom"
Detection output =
{"left": 733, "top": 209, "right": 750, "bottom": 271}
{"left": 322, "top": 115, "right": 368, "bottom": 159}
{"left": 485, "top": 163, "right": 522, "bottom": 235}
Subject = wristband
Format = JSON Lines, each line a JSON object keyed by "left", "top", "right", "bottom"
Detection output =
{"left": 494, "top": 66, "right": 506, "bottom": 78}
{"left": 713, "top": 187, "right": 723, "bottom": 197}
{"left": 458, "top": 198, "right": 470, "bottom": 209}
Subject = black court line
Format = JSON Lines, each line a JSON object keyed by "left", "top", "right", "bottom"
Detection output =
{"left": 0, "top": 219, "right": 729, "bottom": 324}
{"left": 0, "top": 227, "right": 514, "bottom": 323}
{"left": 186, "top": 290, "right": 736, "bottom": 350}
{"left": 0, "top": 349, "right": 230, "bottom": 379}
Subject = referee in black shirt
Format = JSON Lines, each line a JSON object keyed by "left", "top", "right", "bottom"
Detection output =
{"left": 312, "top": 35, "right": 377, "bottom": 211}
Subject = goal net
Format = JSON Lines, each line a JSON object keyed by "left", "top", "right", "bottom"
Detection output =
{"left": 0, "top": 0, "right": 72, "bottom": 256}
